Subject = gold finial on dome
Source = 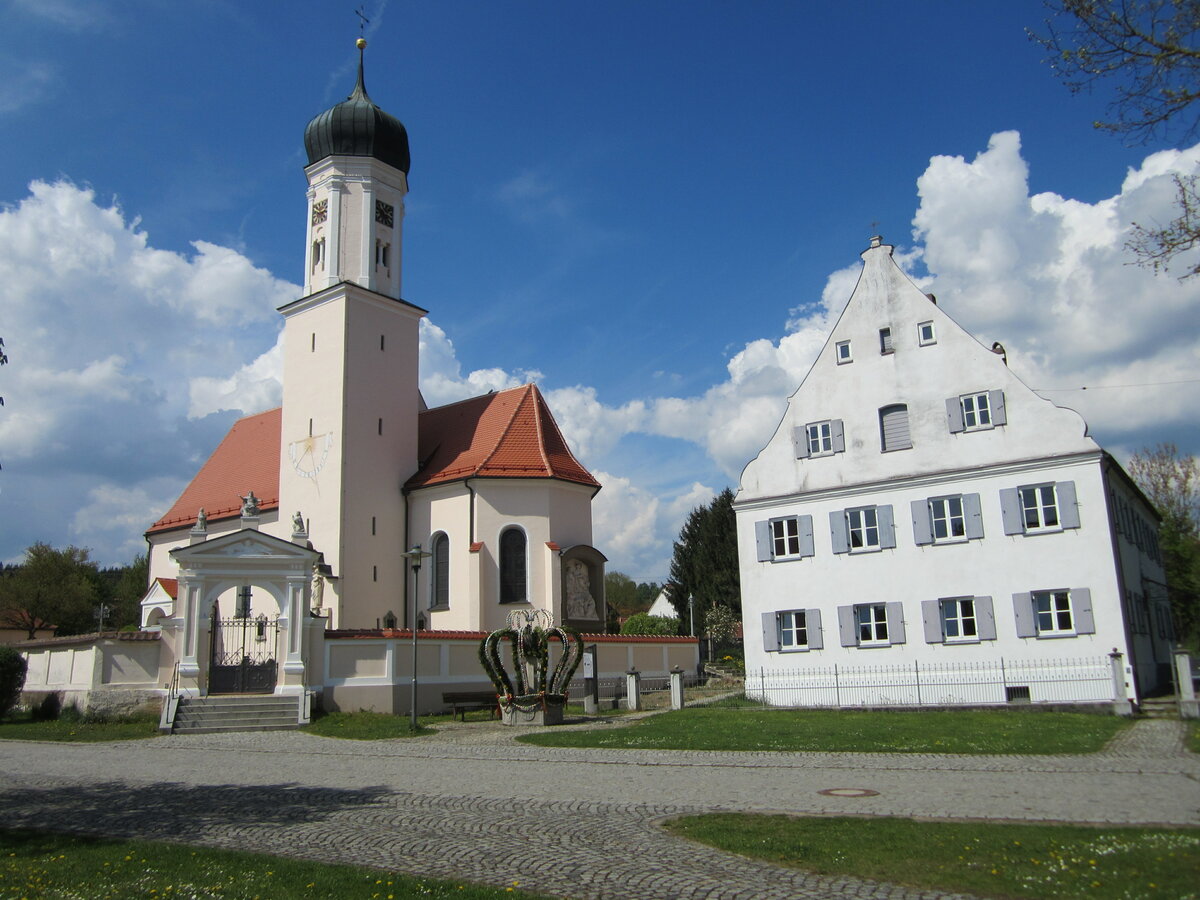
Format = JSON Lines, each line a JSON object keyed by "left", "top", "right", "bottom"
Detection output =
{"left": 357, "top": 37, "right": 367, "bottom": 49}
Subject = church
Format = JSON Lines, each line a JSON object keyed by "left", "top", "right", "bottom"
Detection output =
{"left": 138, "top": 40, "right": 612, "bottom": 701}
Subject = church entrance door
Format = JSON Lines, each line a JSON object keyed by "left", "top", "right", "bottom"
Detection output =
{"left": 209, "top": 614, "right": 279, "bottom": 694}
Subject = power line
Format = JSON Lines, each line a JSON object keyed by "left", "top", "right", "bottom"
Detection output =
{"left": 1033, "top": 377, "right": 1200, "bottom": 393}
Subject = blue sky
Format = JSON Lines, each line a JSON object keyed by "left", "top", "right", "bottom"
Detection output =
{"left": 1, "top": 0, "right": 1197, "bottom": 581}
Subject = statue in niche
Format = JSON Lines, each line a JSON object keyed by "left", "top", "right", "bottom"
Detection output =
{"left": 564, "top": 559, "right": 598, "bottom": 620}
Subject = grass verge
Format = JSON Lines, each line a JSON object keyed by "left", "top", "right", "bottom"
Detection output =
{"left": 518, "top": 707, "right": 1129, "bottom": 754}
{"left": 664, "top": 813, "right": 1198, "bottom": 900}
{"left": 301, "top": 710, "right": 440, "bottom": 739}
{"left": 0, "top": 711, "right": 160, "bottom": 742}
{"left": 0, "top": 828, "right": 549, "bottom": 899}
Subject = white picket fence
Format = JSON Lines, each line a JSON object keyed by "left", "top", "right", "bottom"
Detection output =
{"left": 743, "top": 655, "right": 1114, "bottom": 708}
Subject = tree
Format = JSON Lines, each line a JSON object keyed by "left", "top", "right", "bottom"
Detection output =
{"left": 666, "top": 487, "right": 741, "bottom": 622}
{"left": 1128, "top": 442, "right": 1200, "bottom": 644}
{"left": 0, "top": 543, "right": 100, "bottom": 638}
{"left": 620, "top": 612, "right": 678, "bottom": 636}
{"left": 1030, "top": 0, "right": 1200, "bottom": 277}
{"left": 0, "top": 645, "right": 26, "bottom": 720}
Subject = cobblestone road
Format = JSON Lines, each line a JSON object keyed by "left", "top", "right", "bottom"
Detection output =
{"left": 0, "top": 718, "right": 1195, "bottom": 899}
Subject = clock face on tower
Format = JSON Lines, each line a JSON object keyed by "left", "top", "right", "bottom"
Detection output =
{"left": 375, "top": 199, "right": 394, "bottom": 228}
{"left": 289, "top": 432, "right": 333, "bottom": 483}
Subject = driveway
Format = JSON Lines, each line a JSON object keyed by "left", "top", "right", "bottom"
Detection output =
{"left": 0, "top": 717, "right": 1195, "bottom": 899}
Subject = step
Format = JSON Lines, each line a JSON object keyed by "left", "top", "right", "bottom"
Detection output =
{"left": 172, "top": 695, "right": 301, "bottom": 734}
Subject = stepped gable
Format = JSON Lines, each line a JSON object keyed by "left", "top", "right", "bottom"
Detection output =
{"left": 148, "top": 408, "right": 282, "bottom": 535}
{"left": 407, "top": 383, "right": 599, "bottom": 490}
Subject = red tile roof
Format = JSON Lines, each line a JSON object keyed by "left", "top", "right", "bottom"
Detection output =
{"left": 406, "top": 384, "right": 599, "bottom": 490}
{"left": 148, "top": 385, "right": 598, "bottom": 536}
{"left": 155, "top": 577, "right": 179, "bottom": 600}
{"left": 147, "top": 408, "right": 282, "bottom": 535}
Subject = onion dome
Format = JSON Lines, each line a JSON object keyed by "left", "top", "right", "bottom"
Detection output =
{"left": 303, "top": 39, "right": 410, "bottom": 174}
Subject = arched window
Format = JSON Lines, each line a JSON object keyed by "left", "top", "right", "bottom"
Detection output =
{"left": 430, "top": 532, "right": 450, "bottom": 609}
{"left": 499, "top": 527, "right": 527, "bottom": 604}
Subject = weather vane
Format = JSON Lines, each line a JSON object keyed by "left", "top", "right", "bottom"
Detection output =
{"left": 356, "top": 5, "right": 370, "bottom": 38}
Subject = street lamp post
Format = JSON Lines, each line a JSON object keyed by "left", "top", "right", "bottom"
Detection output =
{"left": 402, "top": 544, "right": 432, "bottom": 731}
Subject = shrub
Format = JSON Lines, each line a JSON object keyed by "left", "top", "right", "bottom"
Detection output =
{"left": 32, "top": 692, "right": 62, "bottom": 721}
{"left": 620, "top": 612, "right": 679, "bottom": 636}
{"left": 0, "top": 646, "right": 28, "bottom": 720}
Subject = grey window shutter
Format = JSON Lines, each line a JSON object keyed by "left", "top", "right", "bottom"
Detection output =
{"left": 830, "top": 510, "right": 850, "bottom": 554}
{"left": 1000, "top": 488, "right": 1024, "bottom": 535}
{"left": 922, "top": 599, "right": 944, "bottom": 643}
{"left": 838, "top": 605, "right": 857, "bottom": 646}
{"left": 880, "top": 405, "right": 912, "bottom": 451}
{"left": 831, "top": 419, "right": 845, "bottom": 453}
{"left": 755, "top": 520, "right": 773, "bottom": 562}
{"left": 793, "top": 426, "right": 810, "bottom": 459}
{"left": 1013, "top": 592, "right": 1036, "bottom": 638}
{"left": 964, "top": 493, "right": 985, "bottom": 539}
{"left": 946, "top": 397, "right": 965, "bottom": 433}
{"left": 1073, "top": 588, "right": 1095, "bottom": 634}
{"left": 807, "top": 609, "right": 824, "bottom": 650}
{"left": 886, "top": 601, "right": 906, "bottom": 644}
{"left": 1057, "top": 481, "right": 1081, "bottom": 529}
{"left": 912, "top": 499, "right": 933, "bottom": 546}
{"left": 878, "top": 504, "right": 897, "bottom": 549}
{"left": 989, "top": 390, "right": 1007, "bottom": 426}
{"left": 761, "top": 612, "right": 780, "bottom": 651}
{"left": 799, "top": 515, "right": 815, "bottom": 558}
{"left": 975, "top": 596, "right": 997, "bottom": 641}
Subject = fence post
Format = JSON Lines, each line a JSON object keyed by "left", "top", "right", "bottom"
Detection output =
{"left": 834, "top": 663, "right": 840, "bottom": 708}
{"left": 914, "top": 659, "right": 921, "bottom": 706}
{"left": 1109, "top": 650, "right": 1132, "bottom": 716}
{"left": 582, "top": 644, "right": 598, "bottom": 715}
{"left": 670, "top": 666, "right": 685, "bottom": 710}
{"left": 625, "top": 668, "right": 642, "bottom": 711}
{"left": 1175, "top": 650, "right": 1198, "bottom": 719}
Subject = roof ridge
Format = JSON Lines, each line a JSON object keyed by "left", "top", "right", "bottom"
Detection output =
{"left": 530, "top": 384, "right": 553, "bottom": 475}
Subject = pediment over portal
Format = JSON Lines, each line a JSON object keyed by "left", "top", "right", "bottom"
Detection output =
{"left": 170, "top": 529, "right": 319, "bottom": 568}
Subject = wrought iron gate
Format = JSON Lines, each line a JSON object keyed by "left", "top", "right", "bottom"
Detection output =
{"left": 209, "top": 615, "right": 279, "bottom": 694}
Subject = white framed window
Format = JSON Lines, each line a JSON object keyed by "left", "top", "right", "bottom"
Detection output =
{"left": 931, "top": 496, "right": 965, "bottom": 542}
{"left": 857, "top": 603, "right": 888, "bottom": 643}
{"left": 839, "top": 602, "right": 905, "bottom": 647}
{"left": 913, "top": 493, "right": 984, "bottom": 546}
{"left": 879, "top": 327, "right": 893, "bottom": 354}
{"left": 499, "top": 526, "right": 528, "bottom": 604}
{"left": 918, "top": 321, "right": 936, "bottom": 345}
{"left": 762, "top": 608, "right": 824, "bottom": 652}
{"left": 1022, "top": 485, "right": 1059, "bottom": 530}
{"left": 808, "top": 421, "right": 833, "bottom": 455}
{"left": 1001, "top": 482, "right": 1080, "bottom": 535}
{"left": 831, "top": 504, "right": 895, "bottom": 554}
{"left": 941, "top": 598, "right": 978, "bottom": 642}
{"left": 754, "top": 515, "right": 814, "bottom": 562}
{"left": 947, "top": 390, "right": 1006, "bottom": 433}
{"left": 1013, "top": 588, "right": 1094, "bottom": 638}
{"left": 961, "top": 392, "right": 992, "bottom": 429}
{"left": 430, "top": 532, "right": 450, "bottom": 609}
{"left": 922, "top": 596, "right": 995, "bottom": 644}
{"left": 779, "top": 610, "right": 808, "bottom": 649}
{"left": 1034, "top": 590, "right": 1073, "bottom": 635}
{"left": 847, "top": 507, "right": 879, "bottom": 551}
{"left": 772, "top": 517, "right": 801, "bottom": 558}
{"left": 836, "top": 340, "right": 852, "bottom": 364}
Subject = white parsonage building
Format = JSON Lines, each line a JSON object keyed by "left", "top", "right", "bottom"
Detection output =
{"left": 734, "top": 237, "right": 1174, "bottom": 708}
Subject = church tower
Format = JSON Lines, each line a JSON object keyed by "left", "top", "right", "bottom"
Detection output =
{"left": 277, "top": 39, "right": 425, "bottom": 629}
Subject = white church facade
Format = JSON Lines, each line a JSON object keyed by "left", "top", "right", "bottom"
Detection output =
{"left": 734, "top": 237, "right": 1174, "bottom": 708}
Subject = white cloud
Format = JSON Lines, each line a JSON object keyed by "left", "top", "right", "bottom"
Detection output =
{"left": 0, "top": 61, "right": 56, "bottom": 115}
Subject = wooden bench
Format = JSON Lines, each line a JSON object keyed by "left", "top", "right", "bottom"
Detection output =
{"left": 442, "top": 690, "right": 500, "bottom": 722}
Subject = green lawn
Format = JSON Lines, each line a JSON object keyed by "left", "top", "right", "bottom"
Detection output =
{"left": 0, "top": 711, "right": 161, "bottom": 742}
{"left": 518, "top": 707, "right": 1130, "bottom": 754}
{"left": 0, "top": 829, "right": 550, "bottom": 899}
{"left": 664, "top": 814, "right": 1199, "bottom": 900}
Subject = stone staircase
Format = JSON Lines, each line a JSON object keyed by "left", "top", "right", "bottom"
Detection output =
{"left": 170, "top": 695, "right": 301, "bottom": 734}
{"left": 1138, "top": 697, "right": 1181, "bottom": 719}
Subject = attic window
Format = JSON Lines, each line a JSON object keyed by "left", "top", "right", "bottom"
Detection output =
{"left": 918, "top": 321, "right": 936, "bottom": 345}
{"left": 836, "top": 340, "right": 852, "bottom": 364}
{"left": 880, "top": 327, "right": 893, "bottom": 354}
